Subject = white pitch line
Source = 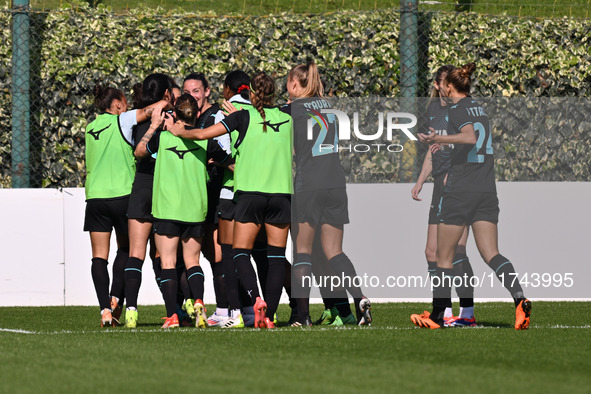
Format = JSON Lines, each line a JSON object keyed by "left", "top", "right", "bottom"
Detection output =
{"left": 0, "top": 328, "right": 38, "bottom": 334}
{"left": 1, "top": 325, "right": 589, "bottom": 335}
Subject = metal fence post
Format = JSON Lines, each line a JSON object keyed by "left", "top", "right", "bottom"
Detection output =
{"left": 11, "top": 0, "right": 31, "bottom": 188}
{"left": 399, "top": 0, "right": 419, "bottom": 182}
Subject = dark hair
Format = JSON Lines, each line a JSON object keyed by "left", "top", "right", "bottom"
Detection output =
{"left": 168, "top": 76, "right": 181, "bottom": 92}
{"left": 288, "top": 62, "right": 324, "bottom": 97}
{"left": 446, "top": 62, "right": 476, "bottom": 95}
{"left": 174, "top": 93, "right": 199, "bottom": 126}
{"left": 132, "top": 73, "right": 172, "bottom": 108}
{"left": 250, "top": 72, "right": 275, "bottom": 132}
{"left": 431, "top": 65, "right": 455, "bottom": 98}
{"left": 183, "top": 72, "right": 209, "bottom": 90}
{"left": 93, "top": 83, "right": 124, "bottom": 112}
{"left": 224, "top": 70, "right": 251, "bottom": 100}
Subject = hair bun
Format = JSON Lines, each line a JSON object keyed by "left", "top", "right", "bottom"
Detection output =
{"left": 460, "top": 62, "right": 476, "bottom": 78}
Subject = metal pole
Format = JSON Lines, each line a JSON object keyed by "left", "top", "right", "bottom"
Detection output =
{"left": 399, "top": 0, "right": 418, "bottom": 182}
{"left": 11, "top": 0, "right": 31, "bottom": 188}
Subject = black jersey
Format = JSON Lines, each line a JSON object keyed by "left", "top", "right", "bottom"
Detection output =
{"left": 132, "top": 120, "right": 157, "bottom": 175}
{"left": 197, "top": 103, "right": 229, "bottom": 190}
{"left": 427, "top": 100, "right": 453, "bottom": 177}
{"left": 282, "top": 98, "right": 346, "bottom": 193}
{"left": 445, "top": 97, "right": 496, "bottom": 193}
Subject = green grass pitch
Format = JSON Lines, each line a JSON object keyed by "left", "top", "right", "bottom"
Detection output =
{"left": 0, "top": 301, "right": 590, "bottom": 393}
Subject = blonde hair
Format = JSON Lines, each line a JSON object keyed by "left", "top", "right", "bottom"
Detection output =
{"left": 288, "top": 63, "right": 324, "bottom": 98}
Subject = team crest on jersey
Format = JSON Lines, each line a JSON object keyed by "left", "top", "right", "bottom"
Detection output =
{"left": 166, "top": 146, "right": 200, "bottom": 159}
{"left": 87, "top": 124, "right": 110, "bottom": 141}
{"left": 260, "top": 119, "right": 289, "bottom": 132}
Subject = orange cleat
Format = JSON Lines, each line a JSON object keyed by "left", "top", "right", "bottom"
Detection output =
{"left": 100, "top": 309, "right": 113, "bottom": 328}
{"left": 110, "top": 297, "right": 122, "bottom": 326}
{"left": 515, "top": 299, "right": 532, "bottom": 330}
{"left": 263, "top": 317, "right": 275, "bottom": 329}
{"left": 410, "top": 311, "right": 442, "bottom": 329}
{"left": 161, "top": 313, "right": 180, "bottom": 329}
{"left": 253, "top": 297, "right": 267, "bottom": 329}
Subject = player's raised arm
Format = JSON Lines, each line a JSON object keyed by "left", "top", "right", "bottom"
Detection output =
{"left": 167, "top": 117, "right": 229, "bottom": 140}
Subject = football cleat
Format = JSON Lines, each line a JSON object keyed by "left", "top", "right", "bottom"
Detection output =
{"left": 290, "top": 316, "right": 312, "bottom": 327}
{"left": 194, "top": 299, "right": 208, "bottom": 328}
{"left": 515, "top": 299, "right": 532, "bottom": 330}
{"left": 100, "top": 309, "right": 113, "bottom": 328}
{"left": 315, "top": 307, "right": 338, "bottom": 325}
{"left": 110, "top": 297, "right": 122, "bottom": 325}
{"left": 445, "top": 316, "right": 477, "bottom": 327}
{"left": 410, "top": 311, "right": 442, "bottom": 329}
{"left": 263, "top": 317, "right": 275, "bottom": 329}
{"left": 358, "top": 297, "right": 372, "bottom": 326}
{"left": 253, "top": 297, "right": 267, "bottom": 329}
{"left": 161, "top": 313, "right": 180, "bottom": 329}
{"left": 183, "top": 298, "right": 196, "bottom": 320}
{"left": 207, "top": 311, "right": 228, "bottom": 327}
{"left": 330, "top": 314, "right": 357, "bottom": 326}
{"left": 124, "top": 308, "right": 138, "bottom": 329}
{"left": 220, "top": 314, "right": 245, "bottom": 329}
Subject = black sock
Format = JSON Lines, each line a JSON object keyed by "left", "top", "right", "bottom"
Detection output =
{"left": 161, "top": 268, "right": 178, "bottom": 317}
{"left": 252, "top": 242, "right": 268, "bottom": 298}
{"left": 152, "top": 256, "right": 162, "bottom": 292}
{"left": 431, "top": 267, "right": 453, "bottom": 322}
{"left": 488, "top": 254, "right": 525, "bottom": 307}
{"left": 178, "top": 268, "right": 190, "bottom": 306}
{"left": 110, "top": 249, "right": 128, "bottom": 302}
{"left": 293, "top": 253, "right": 312, "bottom": 320}
{"left": 234, "top": 248, "right": 260, "bottom": 304}
{"left": 187, "top": 266, "right": 205, "bottom": 302}
{"left": 124, "top": 257, "right": 144, "bottom": 309}
{"left": 328, "top": 253, "right": 363, "bottom": 318}
{"left": 334, "top": 300, "right": 352, "bottom": 317}
{"left": 284, "top": 260, "right": 297, "bottom": 310}
{"left": 212, "top": 262, "right": 228, "bottom": 309}
{"left": 221, "top": 244, "right": 240, "bottom": 310}
{"left": 427, "top": 261, "right": 437, "bottom": 278}
{"left": 265, "top": 246, "right": 287, "bottom": 321}
{"left": 452, "top": 253, "right": 474, "bottom": 308}
{"left": 91, "top": 258, "right": 111, "bottom": 310}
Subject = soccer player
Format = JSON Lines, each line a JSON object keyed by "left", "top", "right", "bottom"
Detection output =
{"left": 85, "top": 83, "right": 166, "bottom": 327}
{"left": 411, "top": 65, "right": 476, "bottom": 327}
{"left": 283, "top": 62, "right": 372, "bottom": 327}
{"left": 123, "top": 73, "right": 174, "bottom": 328}
{"left": 148, "top": 94, "right": 210, "bottom": 329}
{"left": 167, "top": 72, "right": 293, "bottom": 329}
{"left": 411, "top": 62, "right": 531, "bottom": 330}
{"left": 181, "top": 72, "right": 230, "bottom": 324}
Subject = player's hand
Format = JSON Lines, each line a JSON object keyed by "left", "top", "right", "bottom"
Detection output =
{"left": 150, "top": 101, "right": 167, "bottom": 128}
{"left": 168, "top": 120, "right": 185, "bottom": 137}
{"left": 429, "top": 143, "right": 442, "bottom": 154}
{"left": 418, "top": 127, "right": 437, "bottom": 144}
{"left": 222, "top": 100, "right": 239, "bottom": 115}
{"left": 411, "top": 183, "right": 422, "bottom": 201}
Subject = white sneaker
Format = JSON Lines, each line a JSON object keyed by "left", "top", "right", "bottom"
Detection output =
{"left": 358, "top": 297, "right": 372, "bottom": 326}
{"left": 220, "top": 314, "right": 245, "bottom": 328}
{"left": 207, "top": 311, "right": 228, "bottom": 327}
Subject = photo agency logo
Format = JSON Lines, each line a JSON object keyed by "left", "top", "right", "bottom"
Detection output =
{"left": 304, "top": 99, "right": 418, "bottom": 154}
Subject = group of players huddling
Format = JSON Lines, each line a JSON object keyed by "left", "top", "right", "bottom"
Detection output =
{"left": 84, "top": 60, "right": 531, "bottom": 331}
{"left": 85, "top": 64, "right": 373, "bottom": 329}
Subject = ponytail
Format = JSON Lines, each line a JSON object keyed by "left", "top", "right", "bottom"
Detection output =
{"left": 288, "top": 62, "right": 324, "bottom": 97}
{"left": 250, "top": 72, "right": 275, "bottom": 132}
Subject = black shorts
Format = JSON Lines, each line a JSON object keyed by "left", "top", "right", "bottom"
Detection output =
{"left": 294, "top": 188, "right": 349, "bottom": 226}
{"left": 428, "top": 174, "right": 445, "bottom": 225}
{"left": 84, "top": 196, "right": 129, "bottom": 234}
{"left": 217, "top": 197, "right": 236, "bottom": 221}
{"left": 438, "top": 192, "right": 499, "bottom": 226}
{"left": 153, "top": 220, "right": 205, "bottom": 239}
{"left": 234, "top": 192, "right": 291, "bottom": 225}
{"left": 127, "top": 172, "right": 154, "bottom": 221}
